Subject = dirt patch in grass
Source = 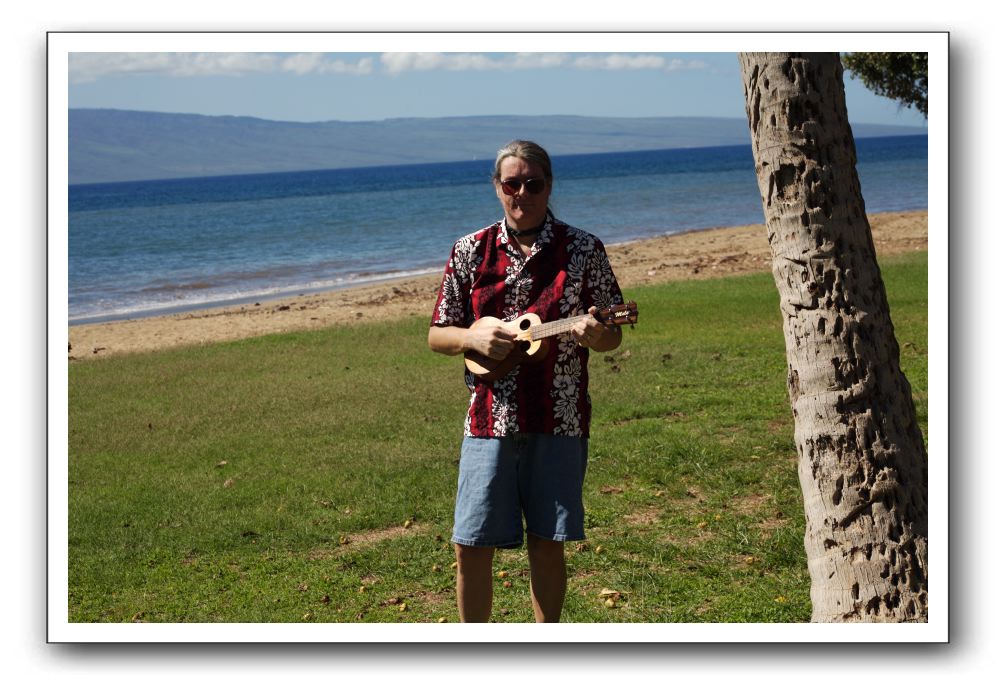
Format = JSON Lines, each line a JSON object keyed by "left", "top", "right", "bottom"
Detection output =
{"left": 307, "top": 522, "right": 430, "bottom": 560}
{"left": 660, "top": 529, "right": 715, "bottom": 547}
{"left": 622, "top": 506, "right": 662, "bottom": 527}
{"left": 728, "top": 493, "right": 789, "bottom": 538}
{"left": 730, "top": 493, "right": 772, "bottom": 515}
{"left": 682, "top": 484, "right": 706, "bottom": 501}
{"left": 732, "top": 553, "right": 763, "bottom": 569}
{"left": 617, "top": 550, "right": 646, "bottom": 563}
{"left": 411, "top": 588, "right": 453, "bottom": 609}
{"left": 572, "top": 575, "right": 609, "bottom": 596}
{"left": 756, "top": 515, "right": 790, "bottom": 538}
{"left": 349, "top": 522, "right": 429, "bottom": 545}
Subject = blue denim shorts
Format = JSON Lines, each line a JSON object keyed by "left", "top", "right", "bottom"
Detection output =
{"left": 451, "top": 434, "right": 589, "bottom": 549}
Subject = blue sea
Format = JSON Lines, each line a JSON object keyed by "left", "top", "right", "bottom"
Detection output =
{"left": 68, "top": 134, "right": 927, "bottom": 324}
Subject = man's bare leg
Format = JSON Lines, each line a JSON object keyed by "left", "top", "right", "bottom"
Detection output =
{"left": 526, "top": 533, "right": 566, "bottom": 623}
{"left": 455, "top": 543, "right": 495, "bottom": 622}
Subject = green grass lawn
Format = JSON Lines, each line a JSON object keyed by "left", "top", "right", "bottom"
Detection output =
{"left": 67, "top": 251, "right": 928, "bottom": 623}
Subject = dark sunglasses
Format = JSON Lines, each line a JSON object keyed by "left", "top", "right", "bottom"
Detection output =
{"left": 500, "top": 177, "right": 547, "bottom": 196}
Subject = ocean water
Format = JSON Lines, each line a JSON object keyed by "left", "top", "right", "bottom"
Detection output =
{"left": 68, "top": 134, "right": 927, "bottom": 324}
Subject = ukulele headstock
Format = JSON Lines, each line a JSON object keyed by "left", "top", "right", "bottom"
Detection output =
{"left": 595, "top": 301, "right": 638, "bottom": 327}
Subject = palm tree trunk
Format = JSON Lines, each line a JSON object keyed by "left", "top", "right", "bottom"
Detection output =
{"left": 738, "top": 52, "right": 927, "bottom": 622}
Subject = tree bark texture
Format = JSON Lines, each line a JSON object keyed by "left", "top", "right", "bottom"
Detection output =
{"left": 738, "top": 53, "right": 927, "bottom": 622}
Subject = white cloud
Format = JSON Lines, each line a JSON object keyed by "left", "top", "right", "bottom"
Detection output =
{"left": 68, "top": 52, "right": 705, "bottom": 84}
{"left": 379, "top": 52, "right": 519, "bottom": 74}
{"left": 573, "top": 54, "right": 666, "bottom": 70}
{"left": 380, "top": 52, "right": 704, "bottom": 75}
{"left": 573, "top": 54, "right": 709, "bottom": 71}
{"left": 280, "top": 52, "right": 325, "bottom": 75}
{"left": 665, "top": 58, "right": 710, "bottom": 72}
{"left": 68, "top": 53, "right": 374, "bottom": 84}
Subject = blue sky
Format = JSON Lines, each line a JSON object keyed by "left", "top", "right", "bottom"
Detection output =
{"left": 68, "top": 52, "right": 927, "bottom": 127}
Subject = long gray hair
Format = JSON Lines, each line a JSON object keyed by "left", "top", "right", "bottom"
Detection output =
{"left": 491, "top": 140, "right": 554, "bottom": 183}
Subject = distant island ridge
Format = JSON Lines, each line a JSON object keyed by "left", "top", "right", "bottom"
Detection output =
{"left": 69, "top": 108, "right": 927, "bottom": 185}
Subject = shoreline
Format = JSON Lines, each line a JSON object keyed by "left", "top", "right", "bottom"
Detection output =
{"left": 67, "top": 210, "right": 927, "bottom": 361}
{"left": 68, "top": 265, "right": 443, "bottom": 326}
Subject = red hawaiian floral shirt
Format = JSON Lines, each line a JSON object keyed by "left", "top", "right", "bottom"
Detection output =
{"left": 431, "top": 211, "right": 623, "bottom": 438}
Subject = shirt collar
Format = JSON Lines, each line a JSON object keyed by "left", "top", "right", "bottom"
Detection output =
{"left": 499, "top": 211, "right": 555, "bottom": 257}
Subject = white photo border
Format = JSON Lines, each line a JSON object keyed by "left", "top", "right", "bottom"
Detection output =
{"left": 49, "top": 31, "right": 948, "bottom": 644}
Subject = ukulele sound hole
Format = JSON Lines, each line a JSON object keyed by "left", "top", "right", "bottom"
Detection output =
{"left": 518, "top": 318, "right": 531, "bottom": 330}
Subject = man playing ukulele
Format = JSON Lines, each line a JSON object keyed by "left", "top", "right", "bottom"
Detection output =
{"left": 428, "top": 140, "right": 624, "bottom": 623}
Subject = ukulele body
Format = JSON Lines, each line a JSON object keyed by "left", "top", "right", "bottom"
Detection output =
{"left": 460, "top": 302, "right": 637, "bottom": 382}
{"left": 463, "top": 313, "right": 549, "bottom": 382}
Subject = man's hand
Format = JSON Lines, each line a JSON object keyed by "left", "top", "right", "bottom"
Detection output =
{"left": 571, "top": 306, "right": 622, "bottom": 352}
{"left": 463, "top": 323, "right": 519, "bottom": 359}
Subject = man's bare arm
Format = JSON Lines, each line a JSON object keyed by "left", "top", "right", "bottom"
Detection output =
{"left": 428, "top": 324, "right": 518, "bottom": 359}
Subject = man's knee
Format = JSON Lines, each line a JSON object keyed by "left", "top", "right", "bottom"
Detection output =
{"left": 455, "top": 543, "right": 495, "bottom": 566}
{"left": 526, "top": 534, "right": 565, "bottom": 561}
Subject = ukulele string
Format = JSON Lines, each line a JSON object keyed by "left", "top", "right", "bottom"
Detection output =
{"left": 528, "top": 315, "right": 588, "bottom": 340}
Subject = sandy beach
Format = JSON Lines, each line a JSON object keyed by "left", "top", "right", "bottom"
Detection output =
{"left": 68, "top": 210, "right": 927, "bottom": 361}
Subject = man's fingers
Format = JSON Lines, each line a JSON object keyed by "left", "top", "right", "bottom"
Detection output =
{"left": 486, "top": 328, "right": 516, "bottom": 356}
{"left": 490, "top": 338, "right": 515, "bottom": 359}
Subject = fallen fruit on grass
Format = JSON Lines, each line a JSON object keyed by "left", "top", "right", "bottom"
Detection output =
{"left": 432, "top": 564, "right": 441, "bottom": 572}
{"left": 398, "top": 602, "right": 408, "bottom": 612}
{"left": 503, "top": 581, "right": 512, "bottom": 588}
{"left": 775, "top": 596, "right": 786, "bottom": 604}
{"left": 450, "top": 562, "right": 458, "bottom": 569}
{"left": 497, "top": 570, "right": 508, "bottom": 578}
{"left": 599, "top": 588, "right": 628, "bottom": 608}
{"left": 595, "top": 545, "right": 604, "bottom": 554}
{"left": 438, "top": 617, "right": 448, "bottom": 623}
{"left": 339, "top": 535, "right": 350, "bottom": 545}
{"left": 302, "top": 612, "right": 313, "bottom": 620}
{"left": 697, "top": 521, "right": 707, "bottom": 529}
{"left": 359, "top": 585, "right": 366, "bottom": 593}
{"left": 403, "top": 519, "right": 413, "bottom": 528}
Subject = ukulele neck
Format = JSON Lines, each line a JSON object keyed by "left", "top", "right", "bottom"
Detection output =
{"left": 527, "top": 314, "right": 592, "bottom": 340}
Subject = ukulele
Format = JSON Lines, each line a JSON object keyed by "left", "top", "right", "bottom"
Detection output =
{"left": 464, "top": 301, "right": 638, "bottom": 382}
